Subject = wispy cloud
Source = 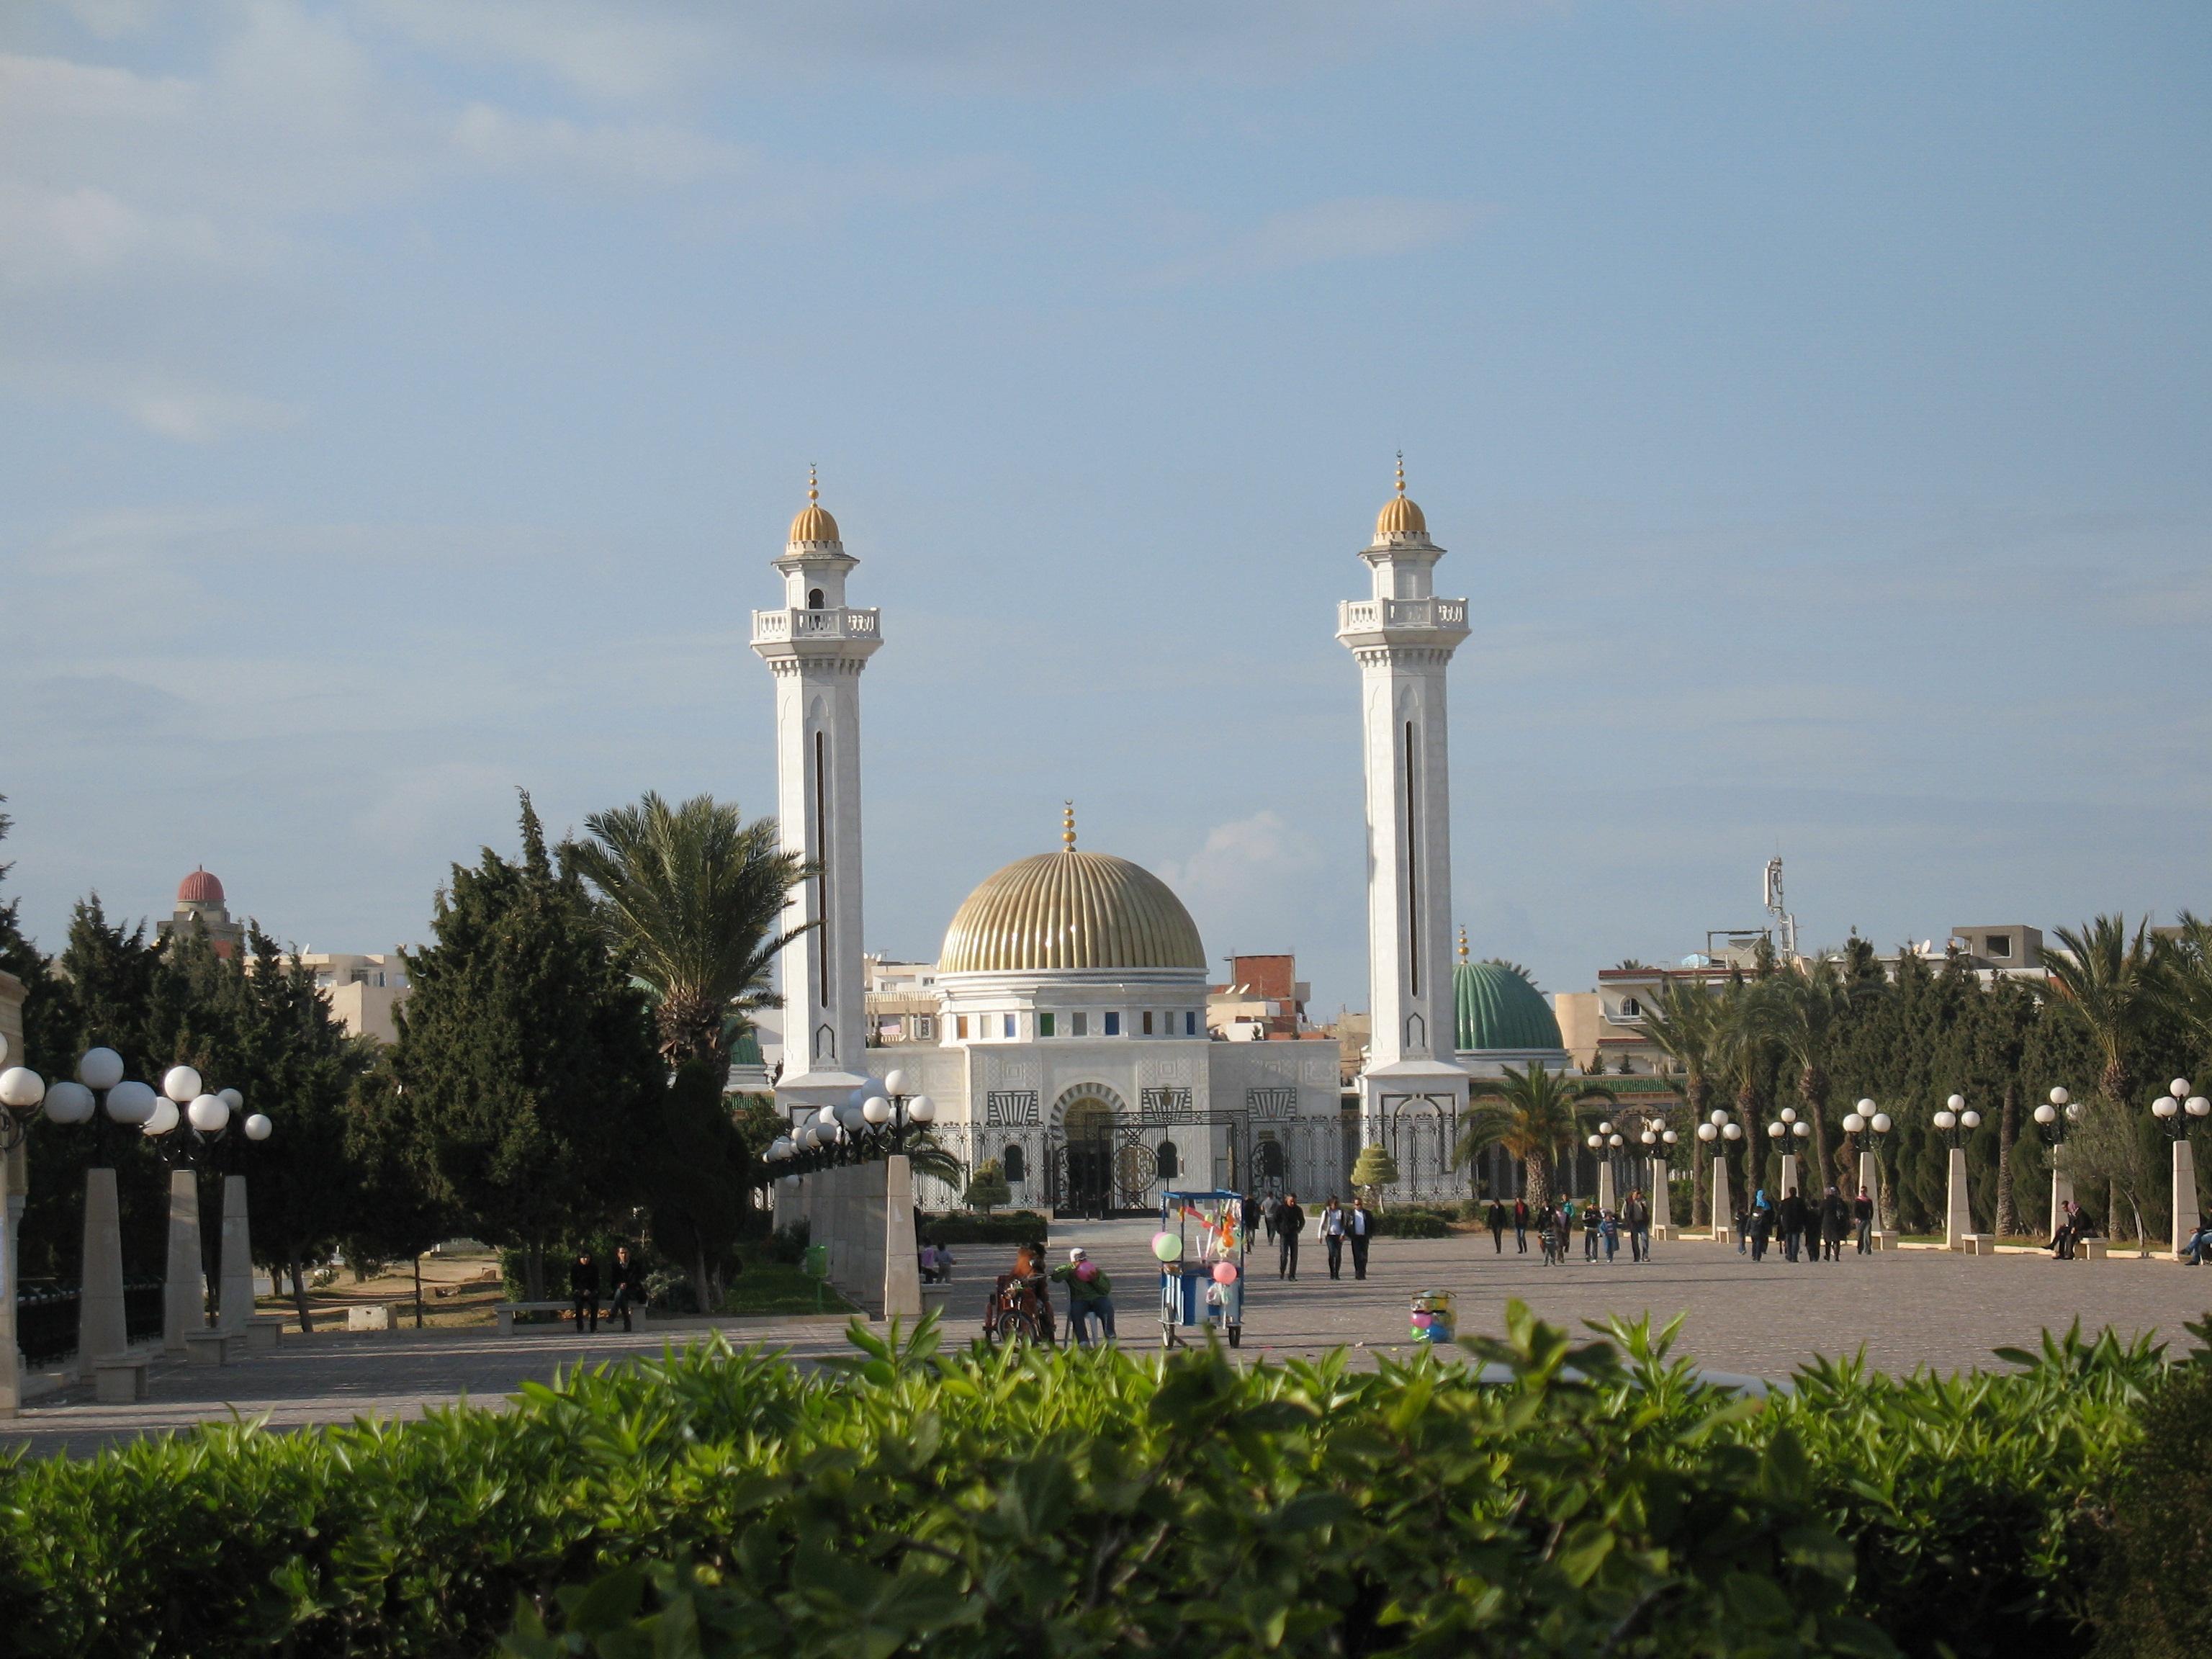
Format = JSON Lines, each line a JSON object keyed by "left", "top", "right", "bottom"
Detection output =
{"left": 1147, "top": 197, "right": 1494, "bottom": 285}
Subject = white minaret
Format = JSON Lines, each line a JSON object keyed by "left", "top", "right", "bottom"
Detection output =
{"left": 751, "top": 469, "right": 881, "bottom": 1118}
{"left": 1337, "top": 459, "right": 1470, "bottom": 1168}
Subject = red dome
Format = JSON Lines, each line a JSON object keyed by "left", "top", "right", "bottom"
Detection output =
{"left": 176, "top": 868, "right": 225, "bottom": 906}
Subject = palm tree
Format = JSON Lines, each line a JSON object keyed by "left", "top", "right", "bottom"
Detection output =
{"left": 1637, "top": 976, "right": 1719, "bottom": 1223}
{"left": 2164, "top": 911, "right": 2212, "bottom": 1057}
{"left": 2039, "top": 916, "right": 2167, "bottom": 1107}
{"left": 1763, "top": 957, "right": 1849, "bottom": 1198}
{"left": 1455, "top": 1062, "right": 1613, "bottom": 1209}
{"left": 567, "top": 792, "right": 811, "bottom": 1085}
{"left": 1712, "top": 980, "right": 1778, "bottom": 1197}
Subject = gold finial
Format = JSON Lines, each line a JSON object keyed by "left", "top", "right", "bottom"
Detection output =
{"left": 1395, "top": 451, "right": 1406, "bottom": 496}
{"left": 807, "top": 463, "right": 819, "bottom": 505}
{"left": 1061, "top": 800, "right": 1076, "bottom": 850}
{"left": 1457, "top": 924, "right": 1469, "bottom": 962}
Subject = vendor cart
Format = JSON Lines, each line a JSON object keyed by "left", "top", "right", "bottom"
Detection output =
{"left": 1156, "top": 1188, "right": 1246, "bottom": 1349}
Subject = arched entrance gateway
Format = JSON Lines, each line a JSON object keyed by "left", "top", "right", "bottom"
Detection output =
{"left": 1060, "top": 1095, "right": 1118, "bottom": 1218}
{"left": 1050, "top": 1085, "right": 1165, "bottom": 1218}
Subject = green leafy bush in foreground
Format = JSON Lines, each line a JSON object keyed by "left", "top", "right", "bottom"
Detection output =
{"left": 0, "top": 1305, "right": 2179, "bottom": 1659}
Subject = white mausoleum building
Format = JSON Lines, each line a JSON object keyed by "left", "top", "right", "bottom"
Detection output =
{"left": 752, "top": 467, "right": 1506, "bottom": 1213}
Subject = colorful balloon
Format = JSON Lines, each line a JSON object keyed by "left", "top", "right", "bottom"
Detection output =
{"left": 1211, "top": 1262, "right": 1238, "bottom": 1285}
{"left": 1151, "top": 1231, "right": 1183, "bottom": 1263}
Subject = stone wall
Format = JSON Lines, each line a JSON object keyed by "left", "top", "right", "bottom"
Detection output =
{"left": 776, "top": 1154, "right": 921, "bottom": 1320}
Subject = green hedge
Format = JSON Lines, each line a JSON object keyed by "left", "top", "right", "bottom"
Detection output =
{"left": 0, "top": 1306, "right": 2184, "bottom": 1658}
{"left": 917, "top": 1210, "right": 1048, "bottom": 1246}
{"left": 1369, "top": 1205, "right": 1455, "bottom": 1237}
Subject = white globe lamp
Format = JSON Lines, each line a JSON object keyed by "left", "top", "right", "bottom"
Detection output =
{"left": 862, "top": 1094, "right": 892, "bottom": 1126}
{"left": 43, "top": 1080, "right": 95, "bottom": 1125}
{"left": 1871, "top": 1112, "right": 1892, "bottom": 1133}
{"left": 187, "top": 1093, "right": 230, "bottom": 1134}
{"left": 909, "top": 1094, "right": 936, "bottom": 1124}
{"left": 883, "top": 1069, "right": 909, "bottom": 1097}
{"left": 163, "top": 1065, "right": 203, "bottom": 1105}
{"left": 104, "top": 1079, "right": 157, "bottom": 1125}
{"left": 78, "top": 1047, "right": 125, "bottom": 1092}
{"left": 244, "top": 1113, "right": 273, "bottom": 1141}
{"left": 143, "top": 1098, "right": 181, "bottom": 1137}
{"left": 0, "top": 1066, "right": 46, "bottom": 1112}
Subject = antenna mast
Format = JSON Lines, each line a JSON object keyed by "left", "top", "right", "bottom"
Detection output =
{"left": 1762, "top": 858, "right": 1798, "bottom": 960}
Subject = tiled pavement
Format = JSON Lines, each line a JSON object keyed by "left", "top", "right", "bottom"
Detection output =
{"left": 9, "top": 1223, "right": 2207, "bottom": 1457}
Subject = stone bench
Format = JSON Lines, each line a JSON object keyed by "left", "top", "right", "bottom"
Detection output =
{"left": 1869, "top": 1230, "right": 1899, "bottom": 1251}
{"left": 244, "top": 1316, "right": 285, "bottom": 1353}
{"left": 347, "top": 1304, "right": 394, "bottom": 1332}
{"left": 185, "top": 1330, "right": 243, "bottom": 1365}
{"left": 2082, "top": 1238, "right": 2110, "bottom": 1260}
{"left": 920, "top": 1282, "right": 958, "bottom": 1318}
{"left": 495, "top": 1300, "right": 576, "bottom": 1335}
{"left": 91, "top": 1356, "right": 150, "bottom": 1404}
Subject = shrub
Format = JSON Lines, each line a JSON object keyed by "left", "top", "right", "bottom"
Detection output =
{"left": 2091, "top": 1327, "right": 2212, "bottom": 1659}
{"left": 1764, "top": 1322, "right": 2162, "bottom": 1659}
{"left": 920, "top": 1210, "right": 1048, "bottom": 1246}
{"left": 0, "top": 1305, "right": 2180, "bottom": 1659}
{"left": 1369, "top": 1205, "right": 1452, "bottom": 1237}
{"left": 961, "top": 1159, "right": 1012, "bottom": 1213}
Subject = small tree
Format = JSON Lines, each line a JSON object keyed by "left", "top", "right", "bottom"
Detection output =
{"left": 2067, "top": 1097, "right": 2164, "bottom": 1256}
{"left": 963, "top": 1159, "right": 1012, "bottom": 1214}
{"left": 1349, "top": 1143, "right": 1398, "bottom": 1202}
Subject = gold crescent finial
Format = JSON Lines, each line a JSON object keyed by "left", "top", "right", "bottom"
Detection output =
{"left": 1457, "top": 924, "right": 1469, "bottom": 961}
{"left": 1395, "top": 451, "right": 1406, "bottom": 496}
{"left": 1061, "top": 800, "right": 1076, "bottom": 850}
{"left": 807, "top": 462, "right": 819, "bottom": 505}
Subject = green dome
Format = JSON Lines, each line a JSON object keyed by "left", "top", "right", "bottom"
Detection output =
{"left": 1455, "top": 959, "right": 1564, "bottom": 1053}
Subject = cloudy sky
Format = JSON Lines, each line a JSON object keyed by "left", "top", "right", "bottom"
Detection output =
{"left": 1, "top": 1, "right": 2207, "bottom": 1012}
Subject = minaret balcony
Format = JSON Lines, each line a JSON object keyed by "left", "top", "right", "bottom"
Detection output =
{"left": 751, "top": 606, "right": 881, "bottom": 649}
{"left": 1335, "top": 595, "right": 1470, "bottom": 647}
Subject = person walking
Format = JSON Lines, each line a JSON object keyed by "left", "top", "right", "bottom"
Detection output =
{"left": 1748, "top": 1190, "right": 1773, "bottom": 1263}
{"left": 606, "top": 1244, "right": 643, "bottom": 1332}
{"left": 1052, "top": 1247, "right": 1117, "bottom": 1345}
{"left": 1241, "top": 1192, "right": 1260, "bottom": 1244}
{"left": 1486, "top": 1199, "right": 1507, "bottom": 1254}
{"left": 570, "top": 1249, "right": 601, "bottom": 1335}
{"left": 1852, "top": 1187, "right": 1875, "bottom": 1254}
{"left": 1262, "top": 1192, "right": 1281, "bottom": 1249}
{"left": 1276, "top": 1192, "right": 1306, "bottom": 1280}
{"left": 1321, "top": 1196, "right": 1348, "bottom": 1280}
{"left": 1347, "top": 1196, "right": 1373, "bottom": 1280}
{"left": 1818, "top": 1186, "right": 1848, "bottom": 1262}
{"left": 1734, "top": 1190, "right": 1750, "bottom": 1255}
{"left": 1622, "top": 1190, "right": 1650, "bottom": 1263}
{"left": 1600, "top": 1208, "right": 1620, "bottom": 1263}
{"left": 1511, "top": 1197, "right": 1529, "bottom": 1254}
{"left": 1778, "top": 1188, "right": 1806, "bottom": 1264}
{"left": 1582, "top": 1201, "right": 1601, "bottom": 1262}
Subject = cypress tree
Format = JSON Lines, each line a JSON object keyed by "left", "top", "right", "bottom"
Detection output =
{"left": 393, "top": 796, "right": 661, "bottom": 1299}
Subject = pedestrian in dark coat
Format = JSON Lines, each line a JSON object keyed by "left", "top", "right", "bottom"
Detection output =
{"left": 570, "top": 1250, "right": 601, "bottom": 1334}
{"left": 1275, "top": 1193, "right": 1306, "bottom": 1280}
{"left": 1511, "top": 1198, "right": 1529, "bottom": 1254}
{"left": 1486, "top": 1200, "right": 1507, "bottom": 1253}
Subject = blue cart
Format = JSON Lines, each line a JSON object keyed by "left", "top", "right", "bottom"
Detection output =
{"left": 1158, "top": 1188, "right": 1246, "bottom": 1349}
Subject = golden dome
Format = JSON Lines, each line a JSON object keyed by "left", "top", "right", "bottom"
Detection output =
{"left": 940, "top": 840, "right": 1206, "bottom": 975}
{"left": 788, "top": 465, "right": 840, "bottom": 544}
{"left": 1374, "top": 451, "right": 1427, "bottom": 539}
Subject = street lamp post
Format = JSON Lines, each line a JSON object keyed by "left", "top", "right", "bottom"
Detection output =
{"left": 143, "top": 1074, "right": 268, "bottom": 1341}
{"left": 1696, "top": 1109, "right": 1743, "bottom": 1243}
{"left": 1933, "top": 1093, "right": 1982, "bottom": 1250}
{"left": 2149, "top": 1078, "right": 2208, "bottom": 1259}
{"left": 1635, "top": 1115, "right": 1680, "bottom": 1237}
{"left": 1840, "top": 1100, "right": 1894, "bottom": 1243}
{"left": 0, "top": 1037, "right": 53, "bottom": 1415}
{"left": 2031, "top": 1087, "right": 2080, "bottom": 1243}
{"left": 1766, "top": 1107, "right": 1814, "bottom": 1201}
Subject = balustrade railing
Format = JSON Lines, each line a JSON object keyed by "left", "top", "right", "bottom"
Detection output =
{"left": 1336, "top": 597, "right": 1468, "bottom": 634}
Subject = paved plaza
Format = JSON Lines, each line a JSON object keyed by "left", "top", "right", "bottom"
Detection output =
{"left": 6, "top": 1223, "right": 2207, "bottom": 1458}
